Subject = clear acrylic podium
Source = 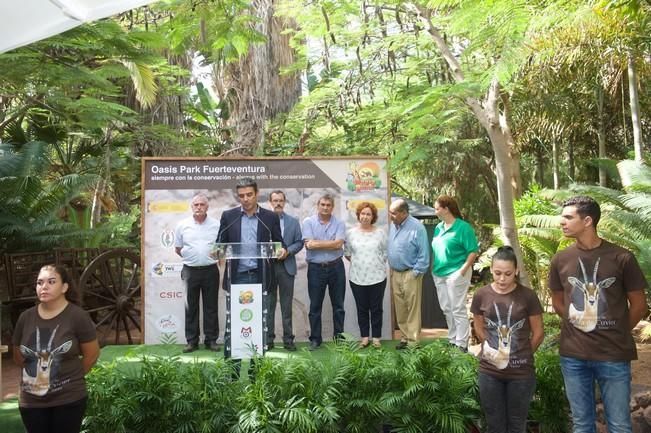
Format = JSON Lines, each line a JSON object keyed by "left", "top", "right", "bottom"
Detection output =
{"left": 212, "top": 242, "right": 282, "bottom": 359}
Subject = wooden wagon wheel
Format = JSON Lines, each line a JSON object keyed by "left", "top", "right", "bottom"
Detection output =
{"left": 78, "top": 249, "right": 141, "bottom": 346}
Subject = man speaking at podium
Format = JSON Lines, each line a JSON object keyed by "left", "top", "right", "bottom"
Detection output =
{"left": 217, "top": 178, "right": 286, "bottom": 375}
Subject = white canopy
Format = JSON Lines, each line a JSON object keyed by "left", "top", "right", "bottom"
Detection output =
{"left": 0, "top": 0, "right": 158, "bottom": 54}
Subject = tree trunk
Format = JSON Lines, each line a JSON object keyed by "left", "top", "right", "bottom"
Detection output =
{"left": 482, "top": 81, "right": 529, "bottom": 286}
{"left": 535, "top": 145, "right": 544, "bottom": 186}
{"left": 568, "top": 140, "right": 575, "bottom": 181}
{"left": 214, "top": 0, "right": 302, "bottom": 155}
{"left": 627, "top": 53, "right": 644, "bottom": 162}
{"left": 91, "top": 135, "right": 112, "bottom": 228}
{"left": 499, "top": 92, "right": 523, "bottom": 199}
{"left": 414, "top": 5, "right": 530, "bottom": 286}
{"left": 596, "top": 85, "right": 607, "bottom": 187}
{"left": 552, "top": 139, "right": 559, "bottom": 190}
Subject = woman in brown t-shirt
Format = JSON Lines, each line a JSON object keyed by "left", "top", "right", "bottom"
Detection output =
{"left": 12, "top": 265, "right": 100, "bottom": 433}
{"left": 470, "top": 246, "right": 544, "bottom": 433}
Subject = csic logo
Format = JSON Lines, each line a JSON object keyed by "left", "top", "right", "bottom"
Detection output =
{"left": 159, "top": 290, "right": 183, "bottom": 299}
{"left": 156, "top": 314, "right": 180, "bottom": 333}
{"left": 240, "top": 308, "right": 253, "bottom": 322}
{"left": 151, "top": 262, "right": 183, "bottom": 277}
{"left": 160, "top": 229, "right": 175, "bottom": 248}
{"left": 241, "top": 326, "right": 252, "bottom": 338}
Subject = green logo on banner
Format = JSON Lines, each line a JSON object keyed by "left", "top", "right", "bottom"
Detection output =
{"left": 240, "top": 308, "right": 253, "bottom": 322}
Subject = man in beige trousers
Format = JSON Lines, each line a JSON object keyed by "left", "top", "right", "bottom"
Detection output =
{"left": 388, "top": 199, "right": 430, "bottom": 349}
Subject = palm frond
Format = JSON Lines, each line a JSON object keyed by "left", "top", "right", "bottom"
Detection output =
{"left": 618, "top": 160, "right": 651, "bottom": 190}
{"left": 120, "top": 60, "right": 159, "bottom": 109}
{"left": 518, "top": 215, "right": 562, "bottom": 230}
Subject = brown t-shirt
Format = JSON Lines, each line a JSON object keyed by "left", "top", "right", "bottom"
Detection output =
{"left": 471, "top": 284, "right": 543, "bottom": 379}
{"left": 548, "top": 240, "right": 648, "bottom": 361}
{"left": 13, "top": 303, "right": 97, "bottom": 408}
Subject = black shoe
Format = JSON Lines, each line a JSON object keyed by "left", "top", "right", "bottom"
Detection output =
{"left": 309, "top": 341, "right": 321, "bottom": 351}
{"left": 267, "top": 342, "right": 275, "bottom": 350}
{"left": 183, "top": 344, "right": 198, "bottom": 353}
{"left": 284, "top": 341, "right": 297, "bottom": 352}
{"left": 205, "top": 342, "right": 220, "bottom": 352}
{"left": 395, "top": 340, "right": 408, "bottom": 350}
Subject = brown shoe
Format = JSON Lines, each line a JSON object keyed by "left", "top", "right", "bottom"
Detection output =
{"left": 183, "top": 344, "right": 198, "bottom": 353}
{"left": 396, "top": 340, "right": 408, "bottom": 350}
{"left": 284, "top": 342, "right": 297, "bottom": 351}
{"left": 205, "top": 342, "right": 220, "bottom": 352}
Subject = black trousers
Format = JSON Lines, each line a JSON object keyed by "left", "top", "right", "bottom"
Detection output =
{"left": 350, "top": 279, "right": 386, "bottom": 338}
{"left": 182, "top": 264, "right": 219, "bottom": 345}
{"left": 19, "top": 397, "right": 87, "bottom": 433}
{"left": 268, "top": 261, "right": 295, "bottom": 343}
{"left": 478, "top": 372, "right": 536, "bottom": 433}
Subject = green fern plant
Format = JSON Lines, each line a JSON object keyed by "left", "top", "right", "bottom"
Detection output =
{"left": 84, "top": 356, "right": 244, "bottom": 433}
{"left": 530, "top": 349, "right": 570, "bottom": 433}
{"left": 383, "top": 341, "right": 481, "bottom": 433}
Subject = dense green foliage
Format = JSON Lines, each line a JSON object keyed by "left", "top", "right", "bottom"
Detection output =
{"left": 82, "top": 341, "right": 569, "bottom": 433}
{"left": 1, "top": 0, "right": 649, "bottom": 253}
{"left": 84, "top": 342, "right": 483, "bottom": 433}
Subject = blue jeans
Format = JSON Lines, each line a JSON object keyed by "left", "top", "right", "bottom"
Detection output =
{"left": 560, "top": 356, "right": 632, "bottom": 433}
{"left": 478, "top": 372, "right": 536, "bottom": 433}
{"left": 307, "top": 259, "right": 346, "bottom": 344}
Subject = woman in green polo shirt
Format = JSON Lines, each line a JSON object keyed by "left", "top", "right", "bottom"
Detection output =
{"left": 432, "top": 195, "right": 479, "bottom": 351}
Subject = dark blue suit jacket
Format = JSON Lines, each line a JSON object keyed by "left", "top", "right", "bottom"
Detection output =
{"left": 217, "top": 206, "right": 285, "bottom": 290}
{"left": 279, "top": 213, "right": 303, "bottom": 276}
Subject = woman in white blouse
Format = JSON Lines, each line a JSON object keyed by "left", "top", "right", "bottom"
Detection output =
{"left": 345, "top": 202, "right": 388, "bottom": 348}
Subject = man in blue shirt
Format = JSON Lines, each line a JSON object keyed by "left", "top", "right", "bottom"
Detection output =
{"left": 388, "top": 199, "right": 430, "bottom": 349}
{"left": 217, "top": 178, "right": 286, "bottom": 376}
{"left": 302, "top": 193, "right": 346, "bottom": 350}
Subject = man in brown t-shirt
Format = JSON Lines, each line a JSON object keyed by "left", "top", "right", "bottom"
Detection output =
{"left": 549, "top": 196, "right": 647, "bottom": 433}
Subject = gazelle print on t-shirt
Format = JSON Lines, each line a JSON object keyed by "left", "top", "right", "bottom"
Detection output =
{"left": 568, "top": 257, "right": 615, "bottom": 333}
{"left": 482, "top": 302, "right": 525, "bottom": 370}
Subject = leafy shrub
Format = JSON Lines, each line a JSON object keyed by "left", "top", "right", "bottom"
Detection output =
{"left": 84, "top": 356, "right": 244, "bottom": 433}
{"left": 83, "top": 342, "right": 568, "bottom": 433}
{"left": 383, "top": 341, "right": 480, "bottom": 433}
{"left": 530, "top": 349, "right": 570, "bottom": 433}
{"left": 540, "top": 313, "right": 561, "bottom": 349}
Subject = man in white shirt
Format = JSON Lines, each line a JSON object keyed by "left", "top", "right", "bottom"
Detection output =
{"left": 174, "top": 193, "right": 221, "bottom": 353}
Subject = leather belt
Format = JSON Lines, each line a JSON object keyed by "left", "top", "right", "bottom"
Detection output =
{"left": 236, "top": 269, "right": 258, "bottom": 274}
{"left": 185, "top": 264, "right": 215, "bottom": 270}
{"left": 309, "top": 258, "right": 342, "bottom": 268}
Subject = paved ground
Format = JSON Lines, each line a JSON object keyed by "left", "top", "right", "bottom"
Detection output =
{"left": 2, "top": 354, "right": 18, "bottom": 401}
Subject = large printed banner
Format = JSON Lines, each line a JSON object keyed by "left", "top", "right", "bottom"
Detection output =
{"left": 142, "top": 157, "right": 390, "bottom": 345}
